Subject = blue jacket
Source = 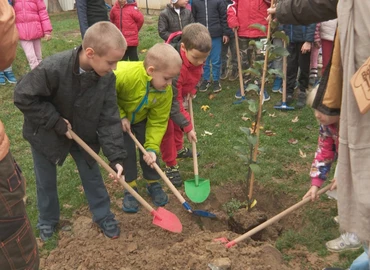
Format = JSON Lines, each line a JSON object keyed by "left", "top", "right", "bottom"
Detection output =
{"left": 282, "top": 24, "right": 316, "bottom": 43}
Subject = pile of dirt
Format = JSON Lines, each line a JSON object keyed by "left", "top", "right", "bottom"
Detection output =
{"left": 39, "top": 185, "right": 329, "bottom": 270}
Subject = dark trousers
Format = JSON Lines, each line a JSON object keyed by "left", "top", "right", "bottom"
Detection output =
{"left": 122, "top": 46, "right": 139, "bottom": 61}
{"left": 286, "top": 42, "right": 311, "bottom": 95}
{"left": 221, "top": 36, "right": 237, "bottom": 71}
{"left": 0, "top": 151, "right": 39, "bottom": 270}
{"left": 123, "top": 120, "right": 161, "bottom": 182}
{"left": 31, "top": 143, "right": 114, "bottom": 226}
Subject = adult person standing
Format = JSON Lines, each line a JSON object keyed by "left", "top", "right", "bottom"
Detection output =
{"left": 76, "top": 0, "right": 109, "bottom": 38}
{"left": 269, "top": 1, "right": 370, "bottom": 269}
{"left": 0, "top": 0, "right": 18, "bottom": 70}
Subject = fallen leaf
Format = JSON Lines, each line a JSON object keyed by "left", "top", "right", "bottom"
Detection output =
{"left": 201, "top": 105, "right": 210, "bottom": 111}
{"left": 204, "top": 130, "right": 213, "bottom": 135}
{"left": 208, "top": 94, "right": 216, "bottom": 100}
{"left": 299, "top": 148, "right": 307, "bottom": 158}
{"left": 288, "top": 138, "right": 298, "bottom": 144}
{"left": 63, "top": 204, "right": 73, "bottom": 209}
{"left": 204, "top": 162, "right": 216, "bottom": 169}
{"left": 265, "top": 130, "right": 276, "bottom": 136}
{"left": 241, "top": 116, "right": 250, "bottom": 121}
{"left": 291, "top": 116, "right": 299, "bottom": 123}
{"left": 140, "top": 49, "right": 147, "bottom": 53}
{"left": 215, "top": 123, "right": 220, "bottom": 127}
{"left": 289, "top": 128, "right": 293, "bottom": 133}
{"left": 268, "top": 113, "right": 277, "bottom": 118}
{"left": 209, "top": 113, "right": 214, "bottom": 118}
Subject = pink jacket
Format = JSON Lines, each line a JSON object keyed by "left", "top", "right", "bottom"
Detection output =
{"left": 14, "top": 0, "right": 52, "bottom": 41}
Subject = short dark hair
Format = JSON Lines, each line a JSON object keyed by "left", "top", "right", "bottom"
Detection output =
{"left": 181, "top": 23, "right": 212, "bottom": 53}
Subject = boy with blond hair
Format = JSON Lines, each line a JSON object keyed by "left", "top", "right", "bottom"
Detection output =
{"left": 14, "top": 22, "right": 127, "bottom": 241}
{"left": 161, "top": 23, "right": 211, "bottom": 186}
{"left": 115, "top": 43, "right": 182, "bottom": 213}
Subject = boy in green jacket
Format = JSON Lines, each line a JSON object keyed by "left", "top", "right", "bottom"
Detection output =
{"left": 114, "top": 43, "right": 182, "bottom": 213}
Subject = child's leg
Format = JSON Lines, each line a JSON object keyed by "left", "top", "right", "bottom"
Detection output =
{"left": 286, "top": 42, "right": 300, "bottom": 96}
{"left": 349, "top": 250, "right": 369, "bottom": 270}
{"left": 69, "top": 144, "right": 113, "bottom": 223}
{"left": 309, "top": 44, "right": 319, "bottom": 85}
{"left": 238, "top": 37, "right": 251, "bottom": 70}
{"left": 298, "top": 47, "right": 311, "bottom": 92}
{"left": 33, "top": 39, "right": 42, "bottom": 66}
{"left": 210, "top": 37, "right": 222, "bottom": 82}
{"left": 321, "top": 39, "right": 334, "bottom": 74}
{"left": 174, "top": 123, "right": 184, "bottom": 152}
{"left": 123, "top": 46, "right": 139, "bottom": 61}
{"left": 202, "top": 53, "right": 211, "bottom": 82}
{"left": 160, "top": 119, "right": 177, "bottom": 167}
{"left": 30, "top": 147, "right": 59, "bottom": 226}
{"left": 221, "top": 40, "right": 229, "bottom": 78}
{"left": 19, "top": 40, "right": 39, "bottom": 70}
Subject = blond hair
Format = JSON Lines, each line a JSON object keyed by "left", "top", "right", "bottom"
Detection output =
{"left": 143, "top": 43, "right": 182, "bottom": 71}
{"left": 82, "top": 21, "right": 127, "bottom": 56}
{"left": 181, "top": 23, "right": 211, "bottom": 53}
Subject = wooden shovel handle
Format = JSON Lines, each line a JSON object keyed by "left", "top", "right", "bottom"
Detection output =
{"left": 188, "top": 97, "right": 199, "bottom": 177}
{"left": 234, "top": 29, "right": 245, "bottom": 98}
{"left": 69, "top": 130, "right": 155, "bottom": 213}
{"left": 282, "top": 39, "right": 287, "bottom": 103}
{"left": 127, "top": 131, "right": 187, "bottom": 205}
{"left": 227, "top": 184, "right": 332, "bottom": 247}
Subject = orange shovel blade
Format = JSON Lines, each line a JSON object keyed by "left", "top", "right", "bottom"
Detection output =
{"left": 151, "top": 207, "right": 182, "bottom": 233}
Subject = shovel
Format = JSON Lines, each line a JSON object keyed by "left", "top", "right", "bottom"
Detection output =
{"left": 184, "top": 97, "right": 211, "bottom": 203}
{"left": 274, "top": 38, "right": 294, "bottom": 110}
{"left": 232, "top": 29, "right": 248, "bottom": 105}
{"left": 216, "top": 184, "right": 332, "bottom": 248}
{"left": 128, "top": 131, "right": 216, "bottom": 218}
{"left": 69, "top": 130, "right": 182, "bottom": 233}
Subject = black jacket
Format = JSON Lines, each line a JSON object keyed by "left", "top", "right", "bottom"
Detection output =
{"left": 158, "top": 4, "right": 194, "bottom": 41}
{"left": 14, "top": 46, "right": 126, "bottom": 166}
{"left": 192, "top": 0, "right": 228, "bottom": 38}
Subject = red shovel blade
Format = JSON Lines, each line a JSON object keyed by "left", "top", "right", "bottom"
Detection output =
{"left": 151, "top": 207, "right": 182, "bottom": 233}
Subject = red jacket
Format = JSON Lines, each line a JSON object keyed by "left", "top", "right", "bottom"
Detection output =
{"left": 227, "top": 0, "right": 269, "bottom": 38}
{"left": 110, "top": 2, "right": 144, "bottom": 46}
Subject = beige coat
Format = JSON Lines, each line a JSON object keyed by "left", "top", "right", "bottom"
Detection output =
{"left": 0, "top": 0, "right": 18, "bottom": 70}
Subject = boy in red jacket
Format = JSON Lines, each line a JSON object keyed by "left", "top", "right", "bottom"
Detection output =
{"left": 110, "top": 0, "right": 144, "bottom": 60}
{"left": 160, "top": 23, "right": 211, "bottom": 186}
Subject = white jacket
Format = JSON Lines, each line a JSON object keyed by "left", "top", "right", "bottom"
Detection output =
{"left": 320, "top": 19, "right": 337, "bottom": 41}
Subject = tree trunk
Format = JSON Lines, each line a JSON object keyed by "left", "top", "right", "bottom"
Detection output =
{"left": 48, "top": 0, "right": 63, "bottom": 13}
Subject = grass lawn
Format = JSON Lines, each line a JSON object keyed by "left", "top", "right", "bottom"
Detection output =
{"left": 0, "top": 10, "right": 362, "bottom": 268}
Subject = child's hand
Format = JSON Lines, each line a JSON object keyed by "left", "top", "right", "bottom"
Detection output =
{"left": 108, "top": 163, "right": 124, "bottom": 182}
{"left": 186, "top": 129, "right": 197, "bottom": 143}
{"left": 143, "top": 151, "right": 156, "bottom": 168}
{"left": 121, "top": 118, "right": 131, "bottom": 132}
{"left": 223, "top": 35, "right": 230, "bottom": 44}
{"left": 301, "top": 42, "right": 311, "bottom": 54}
{"left": 314, "top": 41, "right": 321, "bottom": 49}
{"left": 303, "top": 185, "right": 319, "bottom": 201}
{"left": 44, "top": 34, "right": 52, "bottom": 41}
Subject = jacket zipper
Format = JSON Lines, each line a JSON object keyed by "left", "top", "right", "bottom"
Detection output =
{"left": 205, "top": 0, "right": 208, "bottom": 29}
{"left": 120, "top": 6, "right": 123, "bottom": 32}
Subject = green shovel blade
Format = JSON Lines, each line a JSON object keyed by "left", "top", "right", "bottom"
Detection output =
{"left": 184, "top": 175, "right": 211, "bottom": 203}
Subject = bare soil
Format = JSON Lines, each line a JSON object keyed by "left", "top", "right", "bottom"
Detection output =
{"left": 39, "top": 183, "right": 334, "bottom": 270}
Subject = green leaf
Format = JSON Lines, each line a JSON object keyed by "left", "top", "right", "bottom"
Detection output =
{"left": 268, "top": 68, "right": 284, "bottom": 77}
{"left": 247, "top": 135, "right": 258, "bottom": 146}
{"left": 237, "top": 154, "right": 250, "bottom": 163}
{"left": 258, "top": 147, "right": 265, "bottom": 152}
{"left": 272, "top": 30, "right": 290, "bottom": 44}
{"left": 247, "top": 99, "right": 258, "bottom": 113}
{"left": 245, "top": 84, "right": 259, "bottom": 92}
{"left": 245, "top": 68, "right": 261, "bottom": 76}
{"left": 271, "top": 46, "right": 290, "bottom": 57}
{"left": 254, "top": 41, "right": 264, "bottom": 50}
{"left": 233, "top": 145, "right": 249, "bottom": 154}
{"left": 249, "top": 163, "right": 261, "bottom": 174}
{"left": 239, "top": 126, "right": 251, "bottom": 136}
{"left": 248, "top": 40, "right": 256, "bottom": 47}
{"left": 248, "top": 23, "right": 266, "bottom": 34}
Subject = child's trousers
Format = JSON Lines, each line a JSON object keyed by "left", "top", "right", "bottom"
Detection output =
{"left": 123, "top": 120, "right": 161, "bottom": 182}
{"left": 203, "top": 37, "right": 222, "bottom": 82}
{"left": 221, "top": 36, "right": 237, "bottom": 71}
{"left": 31, "top": 144, "right": 114, "bottom": 226}
{"left": 160, "top": 119, "right": 184, "bottom": 167}
{"left": 20, "top": 39, "right": 42, "bottom": 70}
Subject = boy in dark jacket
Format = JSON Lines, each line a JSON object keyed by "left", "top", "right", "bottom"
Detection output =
{"left": 14, "top": 22, "right": 127, "bottom": 241}
{"left": 161, "top": 23, "right": 211, "bottom": 187}
{"left": 282, "top": 23, "right": 316, "bottom": 108}
{"left": 76, "top": 0, "right": 109, "bottom": 38}
{"left": 192, "top": 0, "right": 229, "bottom": 93}
{"left": 158, "top": 0, "right": 194, "bottom": 43}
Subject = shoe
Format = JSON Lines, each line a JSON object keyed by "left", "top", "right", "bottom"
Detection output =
{"left": 333, "top": 216, "right": 339, "bottom": 224}
{"left": 177, "top": 147, "right": 199, "bottom": 159}
{"left": 220, "top": 67, "right": 228, "bottom": 80}
{"left": 98, "top": 217, "right": 120, "bottom": 239}
{"left": 213, "top": 81, "right": 222, "bottom": 93}
{"left": 199, "top": 80, "right": 210, "bottom": 92}
{"left": 122, "top": 187, "right": 139, "bottom": 213}
{"left": 4, "top": 71, "right": 17, "bottom": 84}
{"left": 0, "top": 72, "right": 5, "bottom": 85}
{"left": 38, "top": 224, "right": 56, "bottom": 242}
{"left": 164, "top": 165, "right": 182, "bottom": 187}
{"left": 228, "top": 68, "right": 239, "bottom": 81}
{"left": 146, "top": 182, "right": 168, "bottom": 207}
{"left": 296, "top": 91, "right": 307, "bottom": 109}
{"left": 262, "top": 90, "right": 270, "bottom": 104}
{"left": 325, "top": 233, "right": 362, "bottom": 252}
{"left": 272, "top": 77, "right": 282, "bottom": 93}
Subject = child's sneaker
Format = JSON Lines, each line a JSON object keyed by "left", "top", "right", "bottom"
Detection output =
{"left": 164, "top": 165, "right": 182, "bottom": 187}
{"left": 325, "top": 233, "right": 361, "bottom": 252}
{"left": 296, "top": 91, "right": 307, "bottom": 109}
{"left": 37, "top": 224, "right": 56, "bottom": 242}
{"left": 262, "top": 90, "right": 270, "bottom": 104}
{"left": 228, "top": 68, "right": 238, "bottom": 81}
{"left": 272, "top": 76, "right": 283, "bottom": 93}
{"left": 199, "top": 80, "right": 210, "bottom": 92}
{"left": 220, "top": 67, "right": 228, "bottom": 80}
{"left": 0, "top": 72, "right": 5, "bottom": 85}
{"left": 177, "top": 147, "right": 199, "bottom": 158}
{"left": 213, "top": 81, "right": 222, "bottom": 93}
{"left": 235, "top": 88, "right": 246, "bottom": 99}
{"left": 146, "top": 182, "right": 168, "bottom": 207}
{"left": 122, "top": 187, "right": 139, "bottom": 213}
{"left": 98, "top": 217, "right": 120, "bottom": 239}
{"left": 4, "top": 70, "right": 17, "bottom": 84}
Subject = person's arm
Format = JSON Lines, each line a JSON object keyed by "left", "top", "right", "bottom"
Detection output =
{"left": 158, "top": 12, "right": 170, "bottom": 41}
{"left": 0, "top": 0, "right": 18, "bottom": 70}
{"left": 226, "top": 0, "right": 239, "bottom": 29}
{"left": 275, "top": 0, "right": 338, "bottom": 25}
{"left": 133, "top": 6, "right": 144, "bottom": 31}
{"left": 76, "top": 0, "right": 89, "bottom": 38}
{"left": 37, "top": 0, "right": 52, "bottom": 36}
